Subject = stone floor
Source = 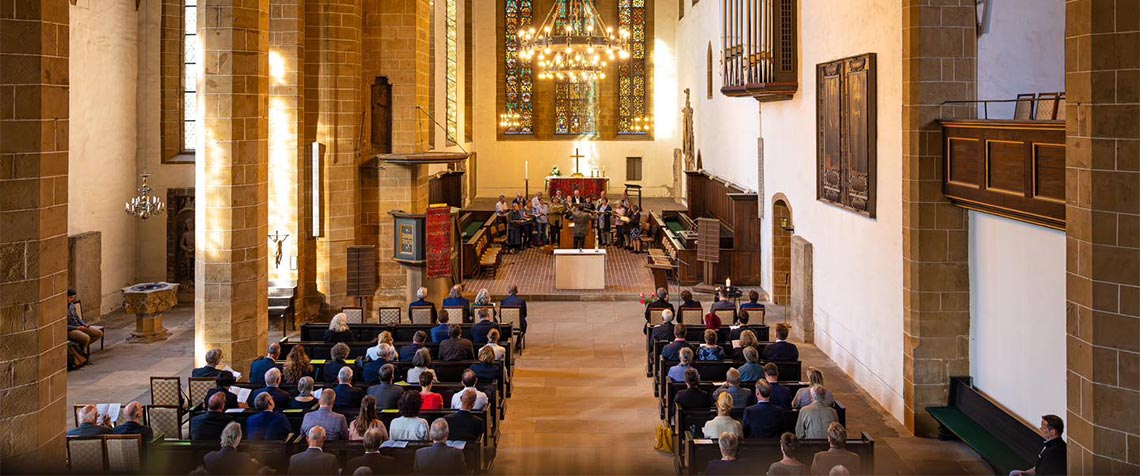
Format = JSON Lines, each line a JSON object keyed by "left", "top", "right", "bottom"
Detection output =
{"left": 464, "top": 246, "right": 657, "bottom": 299}
{"left": 69, "top": 301, "right": 990, "bottom": 475}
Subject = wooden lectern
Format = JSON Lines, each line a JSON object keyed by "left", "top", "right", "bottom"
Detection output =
{"left": 559, "top": 219, "right": 597, "bottom": 249}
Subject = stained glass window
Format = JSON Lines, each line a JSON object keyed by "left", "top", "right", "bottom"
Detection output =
{"left": 554, "top": 81, "right": 598, "bottom": 135}
{"left": 183, "top": 0, "right": 199, "bottom": 150}
{"left": 504, "top": 0, "right": 534, "bottom": 134}
{"left": 617, "top": 0, "right": 648, "bottom": 135}
{"left": 445, "top": 0, "right": 458, "bottom": 144}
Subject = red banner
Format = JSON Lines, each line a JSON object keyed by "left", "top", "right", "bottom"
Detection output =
{"left": 426, "top": 205, "right": 452, "bottom": 279}
{"left": 547, "top": 177, "right": 609, "bottom": 200}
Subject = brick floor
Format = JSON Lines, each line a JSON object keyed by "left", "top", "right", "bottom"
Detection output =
{"left": 463, "top": 246, "right": 657, "bottom": 300}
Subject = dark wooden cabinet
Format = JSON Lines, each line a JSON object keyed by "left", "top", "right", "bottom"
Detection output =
{"left": 817, "top": 53, "right": 877, "bottom": 217}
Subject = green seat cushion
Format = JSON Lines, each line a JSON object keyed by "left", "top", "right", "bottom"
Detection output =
{"left": 928, "top": 406, "right": 1030, "bottom": 475}
{"left": 666, "top": 221, "right": 684, "bottom": 233}
{"left": 463, "top": 221, "right": 484, "bottom": 239}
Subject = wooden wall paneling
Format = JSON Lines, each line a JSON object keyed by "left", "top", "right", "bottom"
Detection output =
{"left": 816, "top": 53, "right": 877, "bottom": 218}
{"left": 817, "top": 61, "right": 843, "bottom": 204}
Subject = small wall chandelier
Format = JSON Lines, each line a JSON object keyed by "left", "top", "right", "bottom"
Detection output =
{"left": 125, "top": 173, "right": 165, "bottom": 220}
{"left": 518, "top": 0, "right": 630, "bottom": 82}
{"left": 499, "top": 111, "right": 522, "bottom": 129}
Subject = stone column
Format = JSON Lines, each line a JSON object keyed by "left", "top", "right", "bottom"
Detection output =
{"left": 1064, "top": 1, "right": 1140, "bottom": 473}
{"left": 194, "top": 0, "right": 270, "bottom": 374}
{"left": 0, "top": 0, "right": 70, "bottom": 471}
{"left": 901, "top": 0, "right": 976, "bottom": 436}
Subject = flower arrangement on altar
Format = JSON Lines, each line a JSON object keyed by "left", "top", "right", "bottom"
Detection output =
{"left": 550, "top": 165, "right": 562, "bottom": 177}
{"left": 639, "top": 292, "right": 659, "bottom": 305}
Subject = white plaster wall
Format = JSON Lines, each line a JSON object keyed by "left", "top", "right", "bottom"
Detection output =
{"left": 68, "top": 0, "right": 139, "bottom": 314}
{"left": 968, "top": 213, "right": 1066, "bottom": 425}
{"left": 471, "top": 0, "right": 680, "bottom": 198}
{"left": 970, "top": 0, "right": 1066, "bottom": 426}
{"left": 677, "top": 0, "right": 906, "bottom": 422}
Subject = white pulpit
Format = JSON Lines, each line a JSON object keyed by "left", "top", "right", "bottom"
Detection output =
{"left": 554, "top": 249, "right": 606, "bottom": 290}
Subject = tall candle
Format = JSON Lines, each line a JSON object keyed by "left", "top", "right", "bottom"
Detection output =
{"left": 525, "top": 161, "right": 529, "bottom": 180}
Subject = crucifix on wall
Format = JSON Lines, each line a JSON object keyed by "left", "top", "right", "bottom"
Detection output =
{"left": 570, "top": 148, "right": 586, "bottom": 177}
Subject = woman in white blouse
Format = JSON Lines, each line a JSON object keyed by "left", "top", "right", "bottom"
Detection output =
{"left": 388, "top": 391, "right": 429, "bottom": 441}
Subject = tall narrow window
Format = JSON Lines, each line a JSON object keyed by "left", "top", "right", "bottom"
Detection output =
{"left": 555, "top": 81, "right": 598, "bottom": 135}
{"left": 616, "top": 0, "right": 648, "bottom": 134}
{"left": 504, "top": 0, "right": 534, "bottom": 134}
{"left": 445, "top": 0, "right": 458, "bottom": 144}
{"left": 183, "top": 0, "right": 199, "bottom": 151}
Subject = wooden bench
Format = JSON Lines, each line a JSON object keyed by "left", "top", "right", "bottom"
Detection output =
{"left": 644, "top": 325, "right": 769, "bottom": 377}
{"left": 682, "top": 431, "right": 874, "bottom": 475}
{"left": 297, "top": 323, "right": 516, "bottom": 343}
{"left": 661, "top": 380, "right": 810, "bottom": 425}
{"left": 656, "top": 357, "right": 802, "bottom": 400}
{"left": 926, "top": 376, "right": 1042, "bottom": 475}
{"left": 276, "top": 339, "right": 514, "bottom": 376}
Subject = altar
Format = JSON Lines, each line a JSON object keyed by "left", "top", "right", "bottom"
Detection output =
{"left": 554, "top": 249, "right": 607, "bottom": 290}
{"left": 546, "top": 177, "right": 609, "bottom": 199}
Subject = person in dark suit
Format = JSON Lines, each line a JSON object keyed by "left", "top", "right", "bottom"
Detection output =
{"left": 596, "top": 198, "right": 612, "bottom": 245}
{"left": 678, "top": 290, "right": 703, "bottom": 312}
{"left": 408, "top": 287, "right": 438, "bottom": 323}
{"left": 439, "top": 324, "right": 475, "bottom": 361}
{"left": 203, "top": 422, "right": 263, "bottom": 475}
{"left": 675, "top": 368, "right": 713, "bottom": 410}
{"left": 248, "top": 368, "right": 292, "bottom": 412}
{"left": 190, "top": 393, "right": 234, "bottom": 441}
{"left": 68, "top": 405, "right": 111, "bottom": 437}
{"left": 704, "top": 433, "right": 751, "bottom": 476}
{"left": 110, "top": 402, "right": 153, "bottom": 443}
{"left": 289, "top": 426, "right": 340, "bottom": 475}
{"left": 246, "top": 393, "right": 291, "bottom": 441}
{"left": 763, "top": 363, "right": 793, "bottom": 409}
{"left": 470, "top": 346, "right": 503, "bottom": 384}
{"left": 1011, "top": 415, "right": 1067, "bottom": 476}
{"left": 500, "top": 285, "right": 528, "bottom": 349}
{"left": 323, "top": 313, "right": 354, "bottom": 343}
{"left": 204, "top": 370, "right": 246, "bottom": 410}
{"left": 443, "top": 390, "right": 485, "bottom": 441}
{"left": 192, "top": 348, "right": 224, "bottom": 378}
{"left": 366, "top": 364, "right": 406, "bottom": 410}
{"left": 661, "top": 323, "right": 690, "bottom": 362}
{"left": 430, "top": 312, "right": 451, "bottom": 343}
{"left": 360, "top": 343, "right": 395, "bottom": 385}
{"left": 470, "top": 308, "right": 499, "bottom": 345}
{"left": 644, "top": 287, "right": 676, "bottom": 328}
{"left": 333, "top": 366, "right": 364, "bottom": 410}
{"left": 249, "top": 343, "right": 280, "bottom": 387}
{"left": 742, "top": 380, "right": 784, "bottom": 438}
{"left": 738, "top": 290, "right": 766, "bottom": 320}
{"left": 321, "top": 342, "right": 356, "bottom": 384}
{"left": 441, "top": 285, "right": 472, "bottom": 323}
{"left": 413, "top": 419, "right": 467, "bottom": 475}
{"left": 398, "top": 331, "right": 429, "bottom": 362}
{"left": 761, "top": 323, "right": 799, "bottom": 362}
{"left": 345, "top": 428, "right": 396, "bottom": 475}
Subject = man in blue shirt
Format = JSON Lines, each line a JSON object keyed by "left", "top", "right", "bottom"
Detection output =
{"left": 441, "top": 285, "right": 472, "bottom": 322}
{"left": 500, "top": 285, "right": 528, "bottom": 350}
{"left": 471, "top": 308, "right": 500, "bottom": 345}
{"left": 739, "top": 290, "right": 766, "bottom": 313}
{"left": 763, "top": 363, "right": 793, "bottom": 408}
{"left": 408, "top": 286, "right": 438, "bottom": 323}
{"left": 430, "top": 313, "right": 451, "bottom": 343}
{"left": 246, "top": 393, "right": 291, "bottom": 440}
{"left": 742, "top": 380, "right": 784, "bottom": 438}
{"left": 248, "top": 343, "right": 279, "bottom": 387}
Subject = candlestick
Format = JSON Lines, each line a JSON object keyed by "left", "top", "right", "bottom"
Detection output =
{"left": 525, "top": 160, "right": 529, "bottom": 180}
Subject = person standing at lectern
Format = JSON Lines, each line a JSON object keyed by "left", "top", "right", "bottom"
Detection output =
{"left": 571, "top": 205, "right": 591, "bottom": 249}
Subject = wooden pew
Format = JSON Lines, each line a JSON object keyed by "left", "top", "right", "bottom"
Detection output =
{"left": 926, "top": 376, "right": 1042, "bottom": 475}
{"left": 297, "top": 323, "right": 515, "bottom": 344}
{"left": 643, "top": 325, "right": 770, "bottom": 377}
{"left": 681, "top": 431, "right": 875, "bottom": 475}
{"left": 660, "top": 381, "right": 810, "bottom": 424}
{"left": 276, "top": 340, "right": 514, "bottom": 378}
{"left": 656, "top": 357, "right": 802, "bottom": 400}
{"left": 674, "top": 406, "right": 851, "bottom": 472}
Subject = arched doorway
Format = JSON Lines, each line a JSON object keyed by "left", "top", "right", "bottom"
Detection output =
{"left": 771, "top": 196, "right": 793, "bottom": 305}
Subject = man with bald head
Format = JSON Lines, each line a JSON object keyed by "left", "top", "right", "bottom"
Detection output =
{"left": 111, "top": 401, "right": 154, "bottom": 442}
{"left": 248, "top": 367, "right": 291, "bottom": 411}
{"left": 301, "top": 389, "right": 349, "bottom": 441}
{"left": 289, "top": 426, "right": 340, "bottom": 475}
{"left": 250, "top": 343, "right": 281, "bottom": 387}
{"left": 413, "top": 419, "right": 467, "bottom": 474}
{"left": 68, "top": 404, "right": 111, "bottom": 437}
{"left": 190, "top": 392, "right": 234, "bottom": 441}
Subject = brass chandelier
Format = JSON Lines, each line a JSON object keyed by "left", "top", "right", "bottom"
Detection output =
{"left": 518, "top": 0, "right": 630, "bottom": 82}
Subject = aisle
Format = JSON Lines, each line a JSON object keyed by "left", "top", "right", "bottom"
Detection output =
{"left": 491, "top": 301, "right": 674, "bottom": 475}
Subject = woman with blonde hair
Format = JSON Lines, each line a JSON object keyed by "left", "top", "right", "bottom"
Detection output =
{"left": 702, "top": 392, "right": 743, "bottom": 438}
{"left": 349, "top": 395, "right": 389, "bottom": 442}
{"left": 282, "top": 344, "right": 313, "bottom": 384}
{"left": 792, "top": 367, "right": 835, "bottom": 409}
{"left": 323, "top": 312, "right": 352, "bottom": 343}
{"left": 482, "top": 328, "right": 507, "bottom": 361}
{"left": 732, "top": 329, "right": 759, "bottom": 360}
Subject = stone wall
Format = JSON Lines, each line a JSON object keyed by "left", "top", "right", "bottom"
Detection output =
{"left": 790, "top": 235, "right": 814, "bottom": 343}
{"left": 68, "top": 232, "right": 102, "bottom": 320}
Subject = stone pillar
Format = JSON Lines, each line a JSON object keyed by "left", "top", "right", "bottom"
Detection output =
{"left": 305, "top": 0, "right": 361, "bottom": 316}
{"left": 790, "top": 235, "right": 814, "bottom": 343}
{"left": 1064, "top": 1, "right": 1140, "bottom": 473}
{"left": 194, "top": 0, "right": 270, "bottom": 374}
{"left": 901, "top": 0, "right": 976, "bottom": 436}
{"left": 0, "top": 1, "right": 70, "bottom": 471}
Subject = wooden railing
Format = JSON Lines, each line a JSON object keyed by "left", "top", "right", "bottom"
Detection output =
{"left": 721, "top": 0, "right": 798, "bottom": 101}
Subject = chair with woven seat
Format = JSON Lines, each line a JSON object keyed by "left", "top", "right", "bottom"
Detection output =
{"left": 714, "top": 308, "right": 736, "bottom": 326}
{"left": 104, "top": 434, "right": 143, "bottom": 473}
{"left": 187, "top": 377, "right": 214, "bottom": 410}
{"left": 149, "top": 377, "right": 183, "bottom": 409}
{"left": 679, "top": 307, "right": 704, "bottom": 327}
{"left": 146, "top": 405, "right": 182, "bottom": 440}
{"left": 377, "top": 307, "right": 402, "bottom": 325}
{"left": 442, "top": 306, "right": 466, "bottom": 324}
{"left": 66, "top": 436, "right": 106, "bottom": 474}
{"left": 409, "top": 306, "right": 435, "bottom": 325}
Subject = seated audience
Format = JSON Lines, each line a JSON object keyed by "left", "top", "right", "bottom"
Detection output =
{"left": 732, "top": 330, "right": 760, "bottom": 359}
{"left": 408, "top": 286, "right": 438, "bottom": 323}
{"left": 711, "top": 289, "right": 737, "bottom": 319}
{"left": 737, "top": 347, "right": 764, "bottom": 383}
{"left": 764, "top": 363, "right": 793, "bottom": 408}
{"left": 470, "top": 346, "right": 503, "bottom": 384}
{"left": 193, "top": 348, "right": 224, "bottom": 378}
{"left": 703, "top": 392, "right": 744, "bottom": 439}
{"left": 651, "top": 309, "right": 677, "bottom": 342}
{"left": 676, "top": 368, "right": 713, "bottom": 410}
{"left": 451, "top": 369, "right": 489, "bottom": 410}
{"left": 283, "top": 344, "right": 314, "bottom": 384}
{"left": 810, "top": 422, "right": 861, "bottom": 475}
{"left": 473, "top": 288, "right": 495, "bottom": 315}
{"left": 419, "top": 370, "right": 444, "bottom": 411}
{"left": 482, "top": 328, "right": 507, "bottom": 362}
{"left": 323, "top": 312, "right": 353, "bottom": 343}
{"left": 204, "top": 370, "right": 245, "bottom": 410}
{"left": 768, "top": 433, "right": 807, "bottom": 475}
{"left": 289, "top": 426, "right": 340, "bottom": 475}
{"left": 406, "top": 348, "right": 432, "bottom": 385}
{"left": 300, "top": 390, "right": 349, "bottom": 441}
{"left": 349, "top": 395, "right": 389, "bottom": 442}
{"left": 399, "top": 331, "right": 429, "bottom": 362}
{"left": 762, "top": 323, "right": 799, "bottom": 362}
{"left": 249, "top": 343, "right": 280, "bottom": 387}
{"left": 190, "top": 393, "right": 233, "bottom": 441}
{"left": 644, "top": 287, "right": 676, "bottom": 328}
{"left": 69, "top": 404, "right": 111, "bottom": 437}
{"left": 111, "top": 402, "right": 153, "bottom": 442}
{"left": 246, "top": 393, "right": 291, "bottom": 441}
{"left": 705, "top": 432, "right": 751, "bottom": 476}
{"left": 430, "top": 312, "right": 451, "bottom": 343}
{"left": 321, "top": 342, "right": 355, "bottom": 384}
{"left": 1011, "top": 414, "right": 1067, "bottom": 476}
{"left": 290, "top": 376, "right": 318, "bottom": 410}
{"left": 248, "top": 368, "right": 291, "bottom": 411}
{"left": 366, "top": 363, "right": 406, "bottom": 410}
{"left": 795, "top": 386, "right": 839, "bottom": 440}
{"left": 203, "top": 422, "right": 262, "bottom": 475}
{"left": 345, "top": 429, "right": 396, "bottom": 474}
{"left": 731, "top": 310, "right": 764, "bottom": 342}
{"left": 442, "top": 284, "right": 472, "bottom": 322}
{"left": 333, "top": 366, "right": 364, "bottom": 410}
{"left": 739, "top": 290, "right": 766, "bottom": 315}
{"left": 360, "top": 342, "right": 396, "bottom": 385}
{"left": 704, "top": 311, "right": 723, "bottom": 331}
{"left": 444, "top": 390, "right": 485, "bottom": 441}
{"left": 413, "top": 419, "right": 467, "bottom": 475}
{"left": 66, "top": 289, "right": 105, "bottom": 352}
{"left": 376, "top": 330, "right": 395, "bottom": 347}
{"left": 699, "top": 328, "right": 726, "bottom": 361}
{"left": 667, "top": 347, "right": 696, "bottom": 383}
{"left": 471, "top": 308, "right": 500, "bottom": 345}
{"left": 793, "top": 367, "right": 835, "bottom": 409}
{"left": 679, "top": 290, "right": 703, "bottom": 312}
{"left": 441, "top": 324, "right": 475, "bottom": 361}
{"left": 743, "top": 381, "right": 784, "bottom": 439}
{"left": 661, "top": 323, "right": 689, "bottom": 362}
{"left": 390, "top": 392, "right": 429, "bottom": 441}
{"left": 713, "top": 368, "right": 756, "bottom": 409}
{"left": 500, "top": 285, "right": 529, "bottom": 350}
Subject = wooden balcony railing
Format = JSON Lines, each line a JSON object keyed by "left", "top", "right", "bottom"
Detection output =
{"left": 721, "top": 0, "right": 798, "bottom": 101}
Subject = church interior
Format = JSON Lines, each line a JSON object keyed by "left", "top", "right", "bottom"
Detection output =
{"left": 2, "top": 0, "right": 1138, "bottom": 474}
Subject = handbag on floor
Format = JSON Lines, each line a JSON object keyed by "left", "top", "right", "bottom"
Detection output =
{"left": 654, "top": 421, "right": 674, "bottom": 453}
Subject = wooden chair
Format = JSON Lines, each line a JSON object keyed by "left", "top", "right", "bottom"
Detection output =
{"left": 713, "top": 308, "right": 736, "bottom": 326}
{"left": 647, "top": 308, "right": 667, "bottom": 325}
{"left": 149, "top": 377, "right": 183, "bottom": 408}
{"left": 341, "top": 306, "right": 365, "bottom": 324}
{"left": 104, "top": 434, "right": 144, "bottom": 473}
{"left": 442, "top": 306, "right": 467, "bottom": 324}
{"left": 1054, "top": 93, "right": 1066, "bottom": 121}
{"left": 679, "top": 307, "right": 704, "bottom": 327}
{"left": 145, "top": 405, "right": 183, "bottom": 440}
{"left": 187, "top": 378, "right": 215, "bottom": 409}
{"left": 473, "top": 305, "right": 497, "bottom": 322}
{"left": 1034, "top": 92, "right": 1060, "bottom": 120}
{"left": 377, "top": 307, "right": 402, "bottom": 325}
{"left": 66, "top": 436, "right": 106, "bottom": 474}
{"left": 409, "top": 306, "right": 435, "bottom": 325}
{"left": 1013, "top": 93, "right": 1036, "bottom": 120}
{"left": 500, "top": 306, "right": 524, "bottom": 351}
